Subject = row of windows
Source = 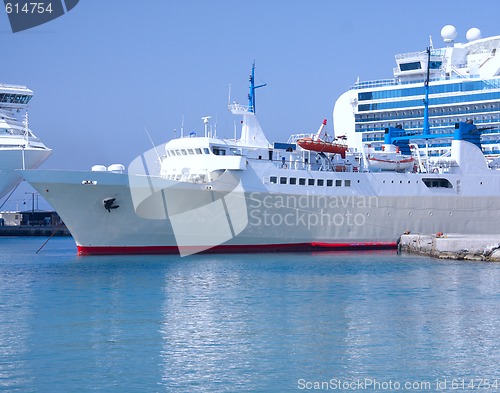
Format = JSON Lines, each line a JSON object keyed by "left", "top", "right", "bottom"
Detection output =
{"left": 398, "top": 60, "right": 442, "bottom": 72}
{"left": 0, "top": 128, "right": 33, "bottom": 137}
{"left": 357, "top": 116, "right": 500, "bottom": 134}
{"left": 0, "top": 93, "right": 32, "bottom": 105}
{"left": 358, "top": 79, "right": 500, "bottom": 101}
{"left": 378, "top": 178, "right": 453, "bottom": 187}
{"left": 164, "top": 173, "right": 207, "bottom": 181}
{"left": 359, "top": 91, "right": 500, "bottom": 112}
{"left": 166, "top": 147, "right": 210, "bottom": 157}
{"left": 477, "top": 139, "right": 500, "bottom": 145}
{"left": 269, "top": 176, "right": 445, "bottom": 187}
{"left": 357, "top": 103, "right": 500, "bottom": 123}
{"left": 269, "top": 176, "right": 352, "bottom": 187}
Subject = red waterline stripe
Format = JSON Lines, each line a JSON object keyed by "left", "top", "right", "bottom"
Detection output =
{"left": 77, "top": 241, "right": 397, "bottom": 256}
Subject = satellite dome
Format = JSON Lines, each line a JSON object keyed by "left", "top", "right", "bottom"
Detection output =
{"left": 466, "top": 27, "right": 482, "bottom": 41}
{"left": 441, "top": 25, "right": 457, "bottom": 43}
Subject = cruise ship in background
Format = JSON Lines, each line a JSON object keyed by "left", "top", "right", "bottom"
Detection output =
{"left": 334, "top": 25, "right": 500, "bottom": 164}
{"left": 0, "top": 83, "right": 51, "bottom": 200}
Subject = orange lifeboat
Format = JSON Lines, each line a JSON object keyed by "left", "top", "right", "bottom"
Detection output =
{"left": 297, "top": 119, "right": 348, "bottom": 158}
{"left": 297, "top": 137, "right": 348, "bottom": 158}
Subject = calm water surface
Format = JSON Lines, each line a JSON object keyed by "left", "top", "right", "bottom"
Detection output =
{"left": 1, "top": 237, "right": 500, "bottom": 392}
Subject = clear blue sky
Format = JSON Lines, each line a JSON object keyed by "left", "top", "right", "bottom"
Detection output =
{"left": 1, "top": 0, "right": 498, "bottom": 210}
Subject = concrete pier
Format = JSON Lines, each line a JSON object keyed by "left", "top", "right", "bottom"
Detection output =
{"left": 0, "top": 225, "right": 70, "bottom": 236}
{"left": 398, "top": 233, "right": 500, "bottom": 261}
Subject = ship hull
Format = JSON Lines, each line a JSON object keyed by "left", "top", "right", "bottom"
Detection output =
{"left": 22, "top": 168, "right": 500, "bottom": 256}
{"left": 77, "top": 242, "right": 396, "bottom": 256}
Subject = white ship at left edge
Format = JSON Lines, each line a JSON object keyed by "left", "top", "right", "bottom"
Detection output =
{"left": 0, "top": 83, "right": 51, "bottom": 200}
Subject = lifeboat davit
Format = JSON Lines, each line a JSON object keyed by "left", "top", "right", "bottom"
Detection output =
{"left": 297, "top": 137, "right": 348, "bottom": 158}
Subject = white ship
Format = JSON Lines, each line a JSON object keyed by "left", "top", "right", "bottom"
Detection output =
{"left": 334, "top": 25, "right": 500, "bottom": 164}
{"left": 0, "top": 83, "right": 51, "bottom": 199}
{"left": 22, "top": 65, "right": 500, "bottom": 256}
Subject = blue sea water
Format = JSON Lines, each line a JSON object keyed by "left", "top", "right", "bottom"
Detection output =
{"left": 1, "top": 237, "right": 500, "bottom": 392}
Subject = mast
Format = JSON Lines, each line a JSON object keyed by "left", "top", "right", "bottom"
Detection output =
{"left": 228, "top": 63, "right": 271, "bottom": 148}
{"left": 247, "top": 62, "right": 266, "bottom": 113}
{"left": 423, "top": 47, "right": 431, "bottom": 136}
{"left": 423, "top": 47, "right": 431, "bottom": 172}
{"left": 22, "top": 111, "right": 30, "bottom": 170}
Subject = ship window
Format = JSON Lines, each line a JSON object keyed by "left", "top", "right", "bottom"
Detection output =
{"left": 358, "top": 92, "right": 373, "bottom": 101}
{"left": 187, "top": 149, "right": 194, "bottom": 155}
{"left": 335, "top": 180, "right": 342, "bottom": 187}
{"left": 270, "top": 176, "right": 278, "bottom": 184}
{"left": 290, "top": 177, "right": 297, "bottom": 185}
{"left": 400, "top": 62, "right": 421, "bottom": 71}
{"left": 299, "top": 178, "right": 306, "bottom": 185}
{"left": 327, "top": 179, "right": 333, "bottom": 187}
{"left": 181, "top": 149, "right": 187, "bottom": 155}
{"left": 203, "top": 148, "right": 210, "bottom": 154}
{"left": 280, "top": 177, "right": 287, "bottom": 185}
{"left": 195, "top": 148, "right": 202, "bottom": 154}
{"left": 212, "top": 147, "right": 226, "bottom": 156}
{"left": 176, "top": 149, "right": 181, "bottom": 155}
{"left": 317, "top": 179, "right": 324, "bottom": 186}
{"left": 429, "top": 61, "right": 442, "bottom": 70}
{"left": 422, "top": 178, "right": 453, "bottom": 188}
{"left": 308, "top": 179, "right": 315, "bottom": 186}
{"left": 345, "top": 180, "right": 351, "bottom": 187}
